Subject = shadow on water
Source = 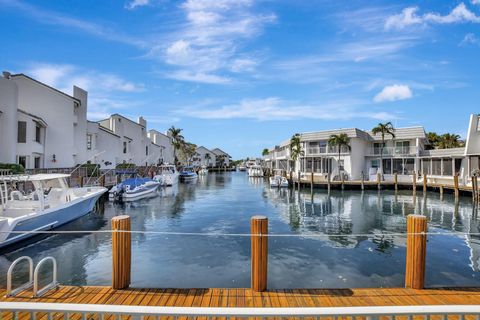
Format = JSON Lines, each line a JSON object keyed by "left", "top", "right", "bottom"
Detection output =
{"left": 1, "top": 172, "right": 479, "bottom": 289}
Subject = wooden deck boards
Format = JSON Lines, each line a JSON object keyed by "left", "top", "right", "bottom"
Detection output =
{"left": 2, "top": 286, "right": 480, "bottom": 307}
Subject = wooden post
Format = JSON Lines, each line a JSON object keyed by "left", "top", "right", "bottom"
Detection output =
{"left": 251, "top": 216, "right": 268, "bottom": 292}
{"left": 361, "top": 171, "right": 364, "bottom": 191}
{"left": 472, "top": 175, "right": 477, "bottom": 203}
{"left": 78, "top": 176, "right": 83, "bottom": 188}
{"left": 413, "top": 171, "right": 417, "bottom": 195}
{"left": 341, "top": 172, "right": 345, "bottom": 190}
{"left": 394, "top": 173, "right": 398, "bottom": 191}
{"left": 327, "top": 172, "right": 331, "bottom": 193}
{"left": 439, "top": 185, "right": 444, "bottom": 200}
{"left": 112, "top": 215, "right": 131, "bottom": 290}
{"left": 454, "top": 174, "right": 459, "bottom": 200}
{"left": 310, "top": 171, "right": 314, "bottom": 193}
{"left": 377, "top": 173, "right": 381, "bottom": 190}
{"left": 100, "top": 175, "right": 106, "bottom": 187}
{"left": 423, "top": 174, "right": 427, "bottom": 193}
{"left": 405, "top": 214, "right": 427, "bottom": 290}
{"left": 289, "top": 171, "right": 293, "bottom": 187}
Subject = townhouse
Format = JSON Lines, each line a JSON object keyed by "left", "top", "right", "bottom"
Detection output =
{"left": 265, "top": 114, "right": 480, "bottom": 186}
{"left": 0, "top": 71, "right": 174, "bottom": 170}
{"left": 194, "top": 146, "right": 217, "bottom": 167}
{"left": 211, "top": 148, "right": 232, "bottom": 166}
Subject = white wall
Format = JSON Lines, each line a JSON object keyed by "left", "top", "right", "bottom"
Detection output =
{"left": 73, "top": 86, "right": 88, "bottom": 165}
{"left": 148, "top": 130, "right": 174, "bottom": 164}
{"left": 465, "top": 114, "right": 480, "bottom": 155}
{"left": 0, "top": 77, "right": 18, "bottom": 164}
{"left": 86, "top": 122, "right": 121, "bottom": 169}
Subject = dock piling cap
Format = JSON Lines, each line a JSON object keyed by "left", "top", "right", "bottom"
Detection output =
{"left": 407, "top": 214, "right": 427, "bottom": 220}
{"left": 112, "top": 215, "right": 130, "bottom": 221}
{"left": 251, "top": 215, "right": 268, "bottom": 221}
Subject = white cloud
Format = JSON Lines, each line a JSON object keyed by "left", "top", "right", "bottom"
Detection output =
{"left": 374, "top": 85, "right": 413, "bottom": 103}
{"left": 177, "top": 97, "right": 395, "bottom": 121}
{"left": 125, "top": 0, "right": 149, "bottom": 10}
{"left": 158, "top": 0, "right": 275, "bottom": 84}
{"left": 473, "top": 0, "right": 480, "bottom": 5}
{"left": 385, "top": 3, "right": 480, "bottom": 30}
{"left": 460, "top": 33, "right": 480, "bottom": 46}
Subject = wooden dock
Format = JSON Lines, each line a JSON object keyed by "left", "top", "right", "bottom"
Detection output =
{"left": 2, "top": 286, "right": 480, "bottom": 308}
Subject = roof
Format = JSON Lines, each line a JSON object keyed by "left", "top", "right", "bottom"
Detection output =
{"left": 300, "top": 128, "right": 369, "bottom": 142}
{"left": 11, "top": 74, "right": 81, "bottom": 104}
{"left": 17, "top": 109, "right": 48, "bottom": 127}
{"left": 98, "top": 114, "right": 146, "bottom": 128}
{"left": 419, "top": 147, "right": 466, "bottom": 157}
{"left": 367, "top": 126, "right": 426, "bottom": 141}
{"left": 211, "top": 148, "right": 230, "bottom": 157}
{"left": 0, "top": 173, "right": 70, "bottom": 181}
{"left": 196, "top": 146, "right": 215, "bottom": 153}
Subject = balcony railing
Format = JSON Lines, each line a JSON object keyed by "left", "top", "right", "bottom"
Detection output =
{"left": 306, "top": 146, "right": 350, "bottom": 155}
{"left": 369, "top": 146, "right": 417, "bottom": 156}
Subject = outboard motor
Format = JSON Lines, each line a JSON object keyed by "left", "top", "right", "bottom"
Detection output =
{"left": 113, "top": 184, "right": 125, "bottom": 203}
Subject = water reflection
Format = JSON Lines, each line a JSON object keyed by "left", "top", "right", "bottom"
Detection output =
{"left": 0, "top": 172, "right": 479, "bottom": 289}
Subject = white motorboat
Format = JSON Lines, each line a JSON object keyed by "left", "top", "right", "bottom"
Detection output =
{"left": 0, "top": 173, "right": 107, "bottom": 249}
{"left": 179, "top": 166, "right": 198, "bottom": 182}
{"left": 248, "top": 165, "right": 263, "bottom": 177}
{"left": 198, "top": 165, "right": 208, "bottom": 176}
{"left": 109, "top": 177, "right": 160, "bottom": 202}
{"left": 153, "top": 164, "right": 179, "bottom": 186}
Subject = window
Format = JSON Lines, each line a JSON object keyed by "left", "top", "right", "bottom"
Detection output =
{"left": 404, "top": 159, "right": 415, "bottom": 174}
{"left": 123, "top": 141, "right": 127, "bottom": 154}
{"left": 18, "top": 156, "right": 26, "bottom": 168}
{"left": 373, "top": 142, "right": 385, "bottom": 155}
{"left": 422, "top": 159, "right": 431, "bottom": 175}
{"left": 382, "top": 159, "right": 392, "bottom": 174}
{"left": 35, "top": 125, "right": 41, "bottom": 143}
{"left": 86, "top": 134, "right": 92, "bottom": 150}
{"left": 371, "top": 159, "right": 379, "bottom": 168}
{"left": 454, "top": 158, "right": 462, "bottom": 175}
{"left": 17, "top": 121, "right": 26, "bottom": 143}
{"left": 34, "top": 157, "right": 41, "bottom": 169}
{"left": 145, "top": 146, "right": 149, "bottom": 156}
{"left": 443, "top": 158, "right": 453, "bottom": 176}
{"left": 395, "top": 141, "right": 410, "bottom": 154}
{"left": 338, "top": 159, "right": 344, "bottom": 171}
{"left": 432, "top": 159, "right": 442, "bottom": 175}
{"left": 393, "top": 159, "right": 403, "bottom": 174}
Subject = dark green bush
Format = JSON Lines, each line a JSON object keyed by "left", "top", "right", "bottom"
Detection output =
{"left": 0, "top": 163, "right": 25, "bottom": 174}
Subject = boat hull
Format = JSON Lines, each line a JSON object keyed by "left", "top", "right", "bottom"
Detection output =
{"left": 0, "top": 188, "right": 106, "bottom": 249}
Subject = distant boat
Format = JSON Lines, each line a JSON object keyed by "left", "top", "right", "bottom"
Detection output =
{"left": 109, "top": 177, "right": 160, "bottom": 202}
{"left": 238, "top": 165, "right": 247, "bottom": 171}
{"left": 198, "top": 165, "right": 208, "bottom": 176}
{"left": 248, "top": 165, "right": 263, "bottom": 177}
{"left": 0, "top": 173, "right": 107, "bottom": 248}
{"left": 179, "top": 166, "right": 198, "bottom": 182}
{"left": 153, "top": 164, "right": 179, "bottom": 186}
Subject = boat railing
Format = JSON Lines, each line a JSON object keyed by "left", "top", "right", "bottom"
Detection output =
{"left": 1, "top": 302, "right": 479, "bottom": 319}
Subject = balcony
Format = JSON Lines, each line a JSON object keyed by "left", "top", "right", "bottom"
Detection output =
{"left": 368, "top": 146, "right": 417, "bottom": 156}
{"left": 306, "top": 146, "right": 350, "bottom": 156}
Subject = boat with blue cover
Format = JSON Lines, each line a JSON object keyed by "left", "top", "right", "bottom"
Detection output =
{"left": 179, "top": 166, "right": 198, "bottom": 182}
{"left": 109, "top": 177, "right": 160, "bottom": 202}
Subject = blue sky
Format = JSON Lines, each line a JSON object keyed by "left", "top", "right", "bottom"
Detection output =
{"left": 1, "top": 0, "right": 479, "bottom": 159}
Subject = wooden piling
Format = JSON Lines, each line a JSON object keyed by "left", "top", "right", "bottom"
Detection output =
{"left": 454, "top": 174, "right": 459, "bottom": 200}
{"left": 423, "top": 174, "right": 427, "bottom": 193}
{"left": 361, "top": 171, "right": 364, "bottom": 191}
{"left": 79, "top": 176, "right": 84, "bottom": 188}
{"left": 377, "top": 173, "right": 381, "bottom": 190}
{"left": 289, "top": 171, "right": 293, "bottom": 187}
{"left": 310, "top": 171, "right": 314, "bottom": 193}
{"left": 112, "top": 215, "right": 131, "bottom": 290}
{"left": 405, "top": 214, "right": 427, "bottom": 290}
{"left": 412, "top": 171, "right": 417, "bottom": 195}
{"left": 394, "top": 173, "right": 398, "bottom": 191}
{"left": 472, "top": 175, "right": 478, "bottom": 203}
{"left": 251, "top": 216, "right": 268, "bottom": 292}
{"left": 341, "top": 172, "right": 345, "bottom": 190}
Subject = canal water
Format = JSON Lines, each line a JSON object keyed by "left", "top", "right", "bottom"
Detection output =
{"left": 1, "top": 172, "right": 479, "bottom": 289}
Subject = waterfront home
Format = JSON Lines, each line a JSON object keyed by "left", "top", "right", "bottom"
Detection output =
{"left": 264, "top": 114, "right": 480, "bottom": 186}
{"left": 0, "top": 70, "right": 176, "bottom": 170}
{"left": 0, "top": 72, "right": 88, "bottom": 169}
{"left": 211, "top": 148, "right": 232, "bottom": 166}
{"left": 194, "top": 146, "right": 217, "bottom": 167}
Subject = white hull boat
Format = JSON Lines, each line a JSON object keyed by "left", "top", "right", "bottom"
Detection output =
{"left": 248, "top": 165, "right": 263, "bottom": 177}
{"left": 270, "top": 175, "right": 289, "bottom": 188}
{"left": 153, "top": 165, "right": 179, "bottom": 186}
{"left": 179, "top": 166, "right": 198, "bottom": 182}
{"left": 0, "top": 174, "right": 107, "bottom": 249}
{"left": 198, "top": 166, "right": 208, "bottom": 176}
{"left": 109, "top": 178, "right": 160, "bottom": 202}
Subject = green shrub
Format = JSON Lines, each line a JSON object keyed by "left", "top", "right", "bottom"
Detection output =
{"left": 116, "top": 163, "right": 136, "bottom": 169}
{"left": 78, "top": 163, "right": 101, "bottom": 176}
{"left": 0, "top": 163, "right": 25, "bottom": 174}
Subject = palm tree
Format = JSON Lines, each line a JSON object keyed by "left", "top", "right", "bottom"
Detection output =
{"left": 168, "top": 126, "right": 184, "bottom": 166}
{"left": 205, "top": 153, "right": 211, "bottom": 166}
{"left": 262, "top": 148, "right": 269, "bottom": 156}
{"left": 438, "top": 133, "right": 462, "bottom": 149}
{"left": 217, "top": 154, "right": 226, "bottom": 167}
{"left": 328, "top": 133, "right": 351, "bottom": 179}
{"left": 371, "top": 122, "right": 395, "bottom": 176}
{"left": 289, "top": 133, "right": 303, "bottom": 171}
{"left": 427, "top": 132, "right": 441, "bottom": 149}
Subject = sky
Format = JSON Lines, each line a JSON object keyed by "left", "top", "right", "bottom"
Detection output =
{"left": 1, "top": 0, "right": 479, "bottom": 159}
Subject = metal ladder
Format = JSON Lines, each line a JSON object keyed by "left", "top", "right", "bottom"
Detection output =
{"left": 6, "top": 256, "right": 59, "bottom": 298}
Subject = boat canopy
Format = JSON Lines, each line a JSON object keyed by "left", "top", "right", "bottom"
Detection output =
{"left": 119, "top": 178, "right": 153, "bottom": 189}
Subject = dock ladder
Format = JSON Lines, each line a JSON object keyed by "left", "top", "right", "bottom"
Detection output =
{"left": 6, "top": 256, "right": 59, "bottom": 298}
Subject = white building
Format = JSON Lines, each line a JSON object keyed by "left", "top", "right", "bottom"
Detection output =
{"left": 211, "top": 148, "right": 232, "bottom": 166}
{"left": 194, "top": 146, "right": 217, "bottom": 167}
{"left": 0, "top": 71, "right": 175, "bottom": 170}
{"left": 265, "top": 114, "right": 480, "bottom": 185}
{"left": 0, "top": 72, "right": 87, "bottom": 169}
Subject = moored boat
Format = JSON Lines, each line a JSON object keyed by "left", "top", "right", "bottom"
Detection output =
{"left": 153, "top": 164, "right": 179, "bottom": 186}
{"left": 179, "top": 166, "right": 198, "bottom": 182}
{"left": 248, "top": 165, "right": 263, "bottom": 177}
{"left": 0, "top": 173, "right": 107, "bottom": 248}
{"left": 198, "top": 165, "right": 208, "bottom": 176}
{"left": 109, "top": 177, "right": 160, "bottom": 202}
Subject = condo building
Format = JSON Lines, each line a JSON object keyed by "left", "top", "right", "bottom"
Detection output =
{"left": 264, "top": 114, "right": 480, "bottom": 186}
